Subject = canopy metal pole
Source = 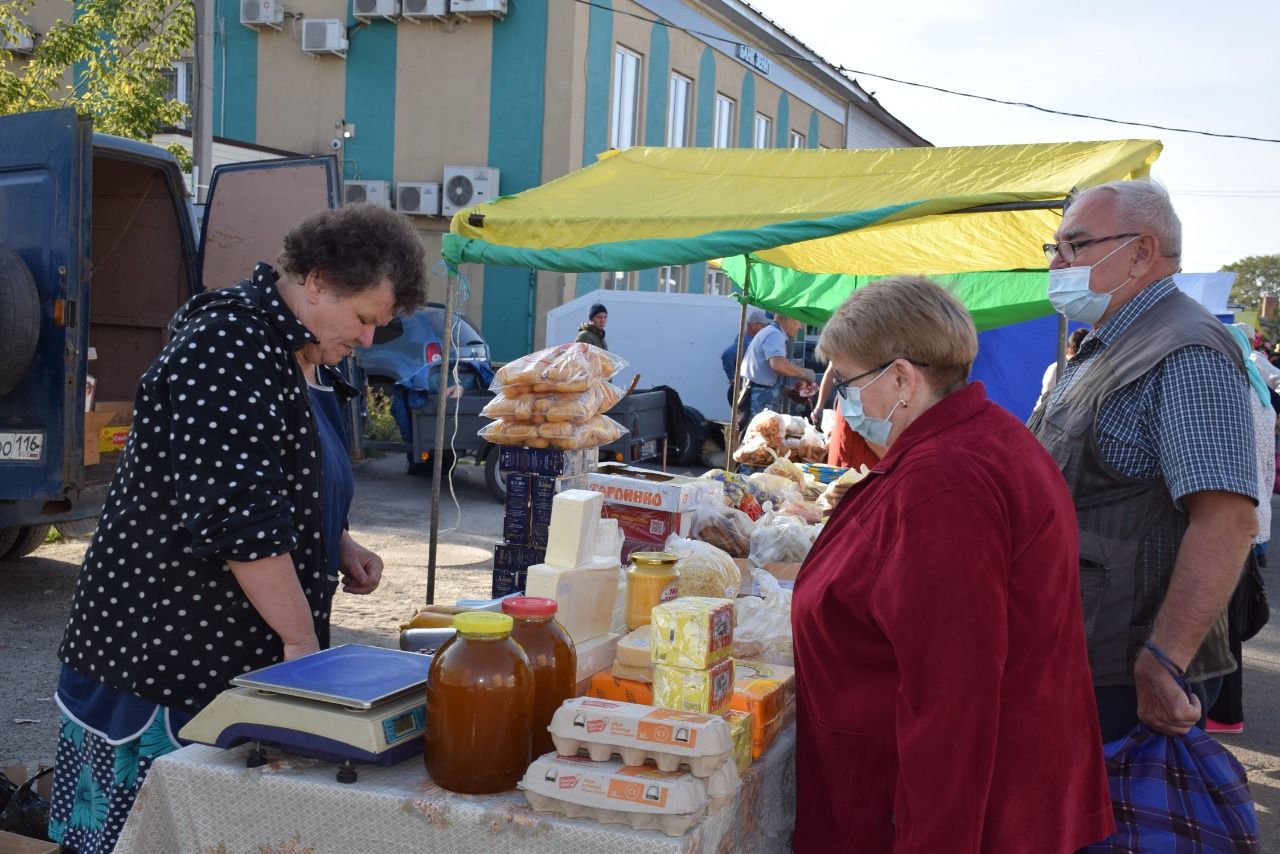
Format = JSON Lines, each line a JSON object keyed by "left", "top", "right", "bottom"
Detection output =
{"left": 1056, "top": 313, "right": 1068, "bottom": 381}
{"left": 426, "top": 270, "right": 457, "bottom": 605}
{"left": 725, "top": 256, "right": 751, "bottom": 465}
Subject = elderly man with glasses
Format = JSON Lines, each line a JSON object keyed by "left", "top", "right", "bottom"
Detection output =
{"left": 1028, "top": 179, "right": 1258, "bottom": 744}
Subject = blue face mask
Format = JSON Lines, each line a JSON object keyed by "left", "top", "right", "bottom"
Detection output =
{"left": 838, "top": 365, "right": 904, "bottom": 446}
{"left": 1046, "top": 237, "right": 1137, "bottom": 325}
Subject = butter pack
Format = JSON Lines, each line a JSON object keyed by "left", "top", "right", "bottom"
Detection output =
{"left": 649, "top": 597, "right": 735, "bottom": 670}
{"left": 653, "top": 658, "right": 734, "bottom": 716}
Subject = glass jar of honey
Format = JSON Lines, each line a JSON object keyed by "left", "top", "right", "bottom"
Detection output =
{"left": 625, "top": 551, "right": 680, "bottom": 631}
{"left": 424, "top": 612, "right": 534, "bottom": 794}
{"left": 502, "top": 596, "right": 577, "bottom": 757}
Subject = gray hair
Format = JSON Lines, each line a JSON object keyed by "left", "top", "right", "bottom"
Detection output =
{"left": 1075, "top": 179, "right": 1182, "bottom": 264}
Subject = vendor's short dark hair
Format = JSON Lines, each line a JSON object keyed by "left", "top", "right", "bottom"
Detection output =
{"left": 278, "top": 203, "right": 428, "bottom": 314}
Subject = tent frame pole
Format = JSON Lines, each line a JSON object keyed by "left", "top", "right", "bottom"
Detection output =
{"left": 1056, "top": 313, "right": 1068, "bottom": 383}
{"left": 426, "top": 270, "right": 457, "bottom": 605}
{"left": 726, "top": 255, "right": 751, "bottom": 465}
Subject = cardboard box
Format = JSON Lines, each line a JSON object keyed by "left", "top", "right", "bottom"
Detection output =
{"left": 490, "top": 568, "right": 527, "bottom": 598}
{"left": 602, "top": 504, "right": 693, "bottom": 563}
{"left": 493, "top": 544, "right": 545, "bottom": 572}
{"left": 588, "top": 465, "right": 723, "bottom": 513}
{"left": 82, "top": 411, "right": 114, "bottom": 466}
{"left": 0, "top": 763, "right": 56, "bottom": 854}
{"left": 498, "top": 446, "right": 596, "bottom": 477}
{"left": 98, "top": 425, "right": 130, "bottom": 453}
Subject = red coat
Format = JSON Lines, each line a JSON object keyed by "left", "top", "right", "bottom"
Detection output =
{"left": 792, "top": 383, "right": 1113, "bottom": 853}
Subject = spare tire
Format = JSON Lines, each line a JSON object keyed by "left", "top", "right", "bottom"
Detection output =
{"left": 0, "top": 243, "right": 40, "bottom": 398}
{"left": 670, "top": 405, "right": 706, "bottom": 468}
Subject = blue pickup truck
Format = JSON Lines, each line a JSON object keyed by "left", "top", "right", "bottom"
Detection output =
{"left": 0, "top": 108, "right": 339, "bottom": 560}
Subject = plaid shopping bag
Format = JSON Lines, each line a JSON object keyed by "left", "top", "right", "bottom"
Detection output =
{"left": 1083, "top": 644, "right": 1259, "bottom": 853}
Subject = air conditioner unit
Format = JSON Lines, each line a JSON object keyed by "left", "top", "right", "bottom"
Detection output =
{"left": 301, "top": 19, "right": 348, "bottom": 57}
{"left": 441, "top": 166, "right": 500, "bottom": 217}
{"left": 240, "top": 0, "right": 284, "bottom": 29}
{"left": 2, "top": 32, "right": 35, "bottom": 54}
{"left": 352, "top": 0, "right": 400, "bottom": 21}
{"left": 396, "top": 182, "right": 442, "bottom": 216}
{"left": 400, "top": 0, "right": 447, "bottom": 18}
{"left": 344, "top": 180, "right": 391, "bottom": 207}
{"left": 450, "top": 0, "right": 506, "bottom": 18}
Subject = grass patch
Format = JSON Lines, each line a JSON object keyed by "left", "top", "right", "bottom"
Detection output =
{"left": 365, "top": 388, "right": 404, "bottom": 443}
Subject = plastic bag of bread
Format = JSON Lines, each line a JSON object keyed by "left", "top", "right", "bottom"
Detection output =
{"left": 796, "top": 426, "right": 828, "bottom": 464}
{"left": 744, "top": 410, "right": 786, "bottom": 449}
{"left": 732, "top": 436, "right": 779, "bottom": 467}
{"left": 690, "top": 504, "right": 754, "bottom": 558}
{"left": 763, "top": 457, "right": 805, "bottom": 489}
{"left": 780, "top": 414, "right": 808, "bottom": 438}
{"left": 748, "top": 507, "right": 815, "bottom": 565}
{"left": 493, "top": 342, "right": 626, "bottom": 390}
{"left": 663, "top": 535, "right": 739, "bottom": 598}
{"left": 777, "top": 500, "right": 822, "bottom": 525}
{"left": 747, "top": 473, "right": 802, "bottom": 509}
{"left": 539, "top": 414, "right": 627, "bottom": 449}
{"left": 477, "top": 419, "right": 547, "bottom": 447}
{"left": 735, "top": 569, "right": 794, "bottom": 667}
{"left": 482, "top": 380, "right": 624, "bottom": 425}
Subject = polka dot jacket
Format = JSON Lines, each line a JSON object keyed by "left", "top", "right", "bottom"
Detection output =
{"left": 59, "top": 264, "right": 331, "bottom": 711}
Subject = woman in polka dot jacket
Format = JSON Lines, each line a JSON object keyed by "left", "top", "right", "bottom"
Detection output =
{"left": 47, "top": 203, "right": 428, "bottom": 853}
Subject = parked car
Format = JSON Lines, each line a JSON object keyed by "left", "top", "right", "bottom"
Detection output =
{"left": 358, "top": 306, "right": 492, "bottom": 399}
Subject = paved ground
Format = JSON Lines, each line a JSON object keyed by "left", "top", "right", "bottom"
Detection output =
{"left": 1, "top": 457, "right": 1277, "bottom": 848}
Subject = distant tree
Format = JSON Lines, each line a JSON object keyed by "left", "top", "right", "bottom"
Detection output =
{"left": 0, "top": 0, "right": 194, "bottom": 165}
{"left": 1223, "top": 254, "right": 1280, "bottom": 311}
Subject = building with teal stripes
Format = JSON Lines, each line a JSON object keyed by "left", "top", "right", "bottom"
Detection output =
{"left": 189, "top": 0, "right": 927, "bottom": 358}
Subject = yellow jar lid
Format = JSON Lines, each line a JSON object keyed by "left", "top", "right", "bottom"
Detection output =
{"left": 631, "top": 551, "right": 678, "bottom": 567}
{"left": 453, "top": 612, "right": 513, "bottom": 636}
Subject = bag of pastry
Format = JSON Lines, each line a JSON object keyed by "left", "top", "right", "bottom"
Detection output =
{"left": 663, "top": 534, "right": 740, "bottom": 598}
{"left": 481, "top": 379, "right": 624, "bottom": 424}
{"left": 492, "top": 342, "right": 627, "bottom": 392}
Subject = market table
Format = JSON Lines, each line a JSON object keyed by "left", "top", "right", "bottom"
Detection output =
{"left": 114, "top": 726, "right": 796, "bottom": 853}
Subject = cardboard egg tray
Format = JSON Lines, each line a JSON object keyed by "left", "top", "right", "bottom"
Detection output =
{"left": 549, "top": 697, "right": 733, "bottom": 778}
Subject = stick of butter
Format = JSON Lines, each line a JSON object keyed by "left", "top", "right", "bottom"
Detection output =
{"left": 650, "top": 597, "right": 735, "bottom": 670}
{"left": 653, "top": 659, "right": 734, "bottom": 716}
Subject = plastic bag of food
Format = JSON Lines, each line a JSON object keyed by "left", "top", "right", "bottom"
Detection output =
{"left": 777, "top": 500, "right": 822, "bottom": 525}
{"left": 477, "top": 419, "right": 546, "bottom": 447}
{"left": 796, "top": 426, "right": 828, "bottom": 464}
{"left": 745, "top": 410, "right": 786, "bottom": 449}
{"left": 689, "top": 504, "right": 754, "bottom": 558}
{"left": 493, "top": 342, "right": 627, "bottom": 390}
{"left": 481, "top": 380, "right": 625, "bottom": 425}
{"left": 700, "top": 469, "right": 764, "bottom": 520}
{"left": 763, "top": 457, "right": 806, "bottom": 489}
{"left": 540, "top": 414, "right": 628, "bottom": 449}
{"left": 732, "top": 436, "right": 780, "bottom": 467}
{"left": 734, "top": 569, "right": 793, "bottom": 666}
{"left": 663, "top": 534, "right": 740, "bottom": 598}
{"left": 748, "top": 507, "right": 815, "bottom": 565}
{"left": 780, "top": 414, "right": 808, "bottom": 438}
{"left": 747, "top": 473, "right": 802, "bottom": 509}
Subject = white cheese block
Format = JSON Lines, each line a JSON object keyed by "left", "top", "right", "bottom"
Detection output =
{"left": 615, "top": 625, "right": 652, "bottom": 669}
{"left": 545, "top": 489, "right": 604, "bottom": 569}
{"left": 526, "top": 558, "right": 622, "bottom": 645}
{"left": 574, "top": 631, "right": 621, "bottom": 685}
{"left": 594, "top": 518, "right": 622, "bottom": 561}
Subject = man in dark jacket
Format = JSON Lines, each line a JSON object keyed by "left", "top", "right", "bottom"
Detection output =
{"left": 575, "top": 303, "right": 608, "bottom": 350}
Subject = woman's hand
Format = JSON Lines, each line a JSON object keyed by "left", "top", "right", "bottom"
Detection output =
{"left": 338, "top": 532, "right": 383, "bottom": 595}
{"left": 283, "top": 638, "right": 321, "bottom": 661}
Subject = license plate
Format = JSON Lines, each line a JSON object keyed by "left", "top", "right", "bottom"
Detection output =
{"left": 640, "top": 439, "right": 658, "bottom": 459}
{"left": 0, "top": 431, "right": 44, "bottom": 462}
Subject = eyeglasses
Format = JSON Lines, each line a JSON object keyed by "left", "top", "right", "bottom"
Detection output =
{"left": 832, "top": 359, "right": 929, "bottom": 401}
{"left": 1042, "top": 232, "right": 1138, "bottom": 263}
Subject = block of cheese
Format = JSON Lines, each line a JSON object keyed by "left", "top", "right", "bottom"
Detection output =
{"left": 615, "top": 625, "right": 652, "bottom": 669}
{"left": 650, "top": 598, "right": 735, "bottom": 670}
{"left": 526, "top": 557, "right": 621, "bottom": 645}
{"left": 731, "top": 659, "right": 794, "bottom": 758}
{"left": 724, "top": 710, "right": 753, "bottom": 774}
{"left": 574, "top": 631, "right": 620, "bottom": 685}
{"left": 588, "top": 670, "right": 654, "bottom": 706}
{"left": 545, "top": 489, "right": 604, "bottom": 568}
{"left": 653, "top": 659, "right": 734, "bottom": 716}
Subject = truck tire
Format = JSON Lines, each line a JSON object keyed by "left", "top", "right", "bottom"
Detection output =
{"left": 483, "top": 445, "right": 507, "bottom": 503}
{"left": 0, "top": 242, "right": 41, "bottom": 397}
{"left": 55, "top": 517, "right": 99, "bottom": 539}
{"left": 0, "top": 527, "right": 20, "bottom": 558}
{"left": 667, "top": 406, "right": 706, "bottom": 468}
{"left": 2, "top": 524, "right": 50, "bottom": 559}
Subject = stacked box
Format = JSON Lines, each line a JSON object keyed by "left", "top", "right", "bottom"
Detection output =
{"left": 492, "top": 448, "right": 597, "bottom": 597}
{"left": 602, "top": 504, "right": 695, "bottom": 564}
{"left": 650, "top": 598, "right": 736, "bottom": 717}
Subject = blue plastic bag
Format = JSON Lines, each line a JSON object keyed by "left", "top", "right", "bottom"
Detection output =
{"left": 1083, "top": 643, "right": 1259, "bottom": 853}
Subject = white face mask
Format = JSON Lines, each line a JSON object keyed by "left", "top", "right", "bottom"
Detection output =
{"left": 1046, "top": 236, "right": 1137, "bottom": 325}
{"left": 838, "top": 365, "right": 904, "bottom": 446}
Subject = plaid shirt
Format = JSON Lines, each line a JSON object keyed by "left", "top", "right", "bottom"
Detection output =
{"left": 1047, "top": 276, "right": 1256, "bottom": 507}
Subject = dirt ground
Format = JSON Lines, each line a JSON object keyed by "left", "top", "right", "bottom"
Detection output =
{"left": 0, "top": 453, "right": 504, "bottom": 769}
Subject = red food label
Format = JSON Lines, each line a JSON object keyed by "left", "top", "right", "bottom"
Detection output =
{"left": 586, "top": 719, "right": 606, "bottom": 733}
{"left": 559, "top": 775, "right": 579, "bottom": 789}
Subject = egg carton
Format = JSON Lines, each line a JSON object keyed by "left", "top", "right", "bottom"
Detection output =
{"left": 549, "top": 697, "right": 733, "bottom": 778}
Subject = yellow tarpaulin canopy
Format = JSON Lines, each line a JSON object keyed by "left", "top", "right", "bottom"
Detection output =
{"left": 444, "top": 139, "right": 1162, "bottom": 277}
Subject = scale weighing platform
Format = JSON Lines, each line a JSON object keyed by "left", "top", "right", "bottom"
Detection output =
{"left": 179, "top": 644, "right": 432, "bottom": 782}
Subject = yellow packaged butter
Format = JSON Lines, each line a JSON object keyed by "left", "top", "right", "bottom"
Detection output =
{"left": 653, "top": 659, "right": 734, "bottom": 716}
{"left": 723, "top": 709, "right": 753, "bottom": 774}
{"left": 98, "top": 425, "right": 130, "bottom": 453}
{"left": 650, "top": 597, "right": 734, "bottom": 670}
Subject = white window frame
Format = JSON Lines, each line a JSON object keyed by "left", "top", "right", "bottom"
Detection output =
{"left": 789, "top": 130, "right": 806, "bottom": 149}
{"left": 658, "top": 265, "right": 685, "bottom": 293}
{"left": 713, "top": 94, "right": 736, "bottom": 149}
{"left": 604, "top": 271, "right": 634, "bottom": 291}
{"left": 753, "top": 113, "right": 772, "bottom": 149}
{"left": 610, "top": 45, "right": 643, "bottom": 151}
{"left": 666, "top": 72, "right": 692, "bottom": 147}
{"left": 162, "top": 59, "right": 195, "bottom": 128}
{"left": 705, "top": 267, "right": 729, "bottom": 296}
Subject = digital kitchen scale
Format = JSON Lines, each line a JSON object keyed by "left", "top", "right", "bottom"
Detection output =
{"left": 179, "top": 644, "right": 432, "bottom": 781}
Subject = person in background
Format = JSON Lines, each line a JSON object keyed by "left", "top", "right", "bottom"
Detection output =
{"left": 575, "top": 303, "right": 608, "bottom": 350}
{"left": 812, "top": 365, "right": 881, "bottom": 472}
{"left": 737, "top": 312, "right": 815, "bottom": 427}
{"left": 1038, "top": 327, "right": 1089, "bottom": 407}
{"left": 1204, "top": 323, "right": 1277, "bottom": 734}
{"left": 793, "top": 276, "right": 1112, "bottom": 851}
{"left": 46, "top": 203, "right": 428, "bottom": 854}
{"left": 722, "top": 308, "right": 770, "bottom": 404}
{"left": 1029, "top": 179, "right": 1256, "bottom": 742}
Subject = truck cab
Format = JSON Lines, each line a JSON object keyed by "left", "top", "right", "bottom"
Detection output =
{"left": 0, "top": 108, "right": 338, "bottom": 559}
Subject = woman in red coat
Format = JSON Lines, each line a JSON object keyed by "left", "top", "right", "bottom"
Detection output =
{"left": 792, "top": 276, "right": 1113, "bottom": 852}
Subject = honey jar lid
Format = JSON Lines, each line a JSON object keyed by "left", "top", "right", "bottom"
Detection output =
{"left": 501, "top": 596, "right": 558, "bottom": 618}
{"left": 453, "top": 612, "right": 514, "bottom": 636}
